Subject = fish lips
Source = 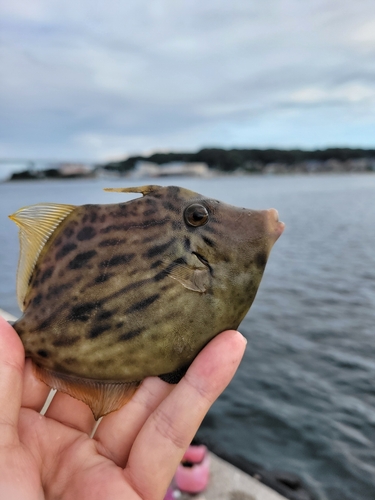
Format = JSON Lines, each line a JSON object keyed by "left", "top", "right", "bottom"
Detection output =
{"left": 264, "top": 208, "right": 285, "bottom": 243}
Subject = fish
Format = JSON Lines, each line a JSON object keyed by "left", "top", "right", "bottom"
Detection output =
{"left": 9, "top": 185, "right": 284, "bottom": 419}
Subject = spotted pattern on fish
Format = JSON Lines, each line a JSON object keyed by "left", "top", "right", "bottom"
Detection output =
{"left": 13, "top": 185, "right": 283, "bottom": 392}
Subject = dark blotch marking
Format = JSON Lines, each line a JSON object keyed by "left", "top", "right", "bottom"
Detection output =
{"left": 126, "top": 294, "right": 160, "bottom": 314}
{"left": 37, "top": 349, "right": 49, "bottom": 358}
{"left": 119, "top": 328, "right": 143, "bottom": 341}
{"left": 38, "top": 319, "right": 51, "bottom": 330}
{"left": 56, "top": 242, "right": 77, "bottom": 260}
{"left": 100, "top": 218, "right": 169, "bottom": 234}
{"left": 82, "top": 214, "right": 89, "bottom": 223}
{"left": 142, "top": 236, "right": 154, "bottom": 244}
{"left": 202, "top": 236, "right": 215, "bottom": 248}
{"left": 98, "top": 310, "right": 113, "bottom": 320}
{"left": 172, "top": 220, "right": 181, "bottom": 230}
{"left": 143, "top": 208, "right": 157, "bottom": 217}
{"left": 154, "top": 269, "right": 168, "bottom": 282}
{"left": 154, "top": 257, "right": 187, "bottom": 282}
{"left": 97, "top": 277, "right": 150, "bottom": 305}
{"left": 154, "top": 257, "right": 185, "bottom": 281}
{"left": 94, "top": 273, "right": 112, "bottom": 284}
{"left": 116, "top": 321, "right": 124, "bottom": 329}
{"left": 184, "top": 237, "right": 191, "bottom": 251}
{"left": 111, "top": 204, "right": 131, "bottom": 218}
{"left": 100, "top": 214, "right": 106, "bottom": 223}
{"left": 99, "top": 238, "right": 123, "bottom": 247}
{"left": 88, "top": 324, "right": 111, "bottom": 339}
{"left": 53, "top": 335, "right": 80, "bottom": 347}
{"left": 41, "top": 267, "right": 53, "bottom": 284}
{"left": 99, "top": 253, "right": 135, "bottom": 268}
{"left": 162, "top": 201, "right": 179, "bottom": 213}
{"left": 52, "top": 335, "right": 81, "bottom": 347}
{"left": 64, "top": 227, "right": 74, "bottom": 238}
{"left": 46, "top": 283, "right": 72, "bottom": 299}
{"left": 173, "top": 257, "right": 186, "bottom": 266}
{"left": 100, "top": 225, "right": 123, "bottom": 234}
{"left": 167, "top": 186, "right": 181, "bottom": 200}
{"left": 69, "top": 250, "right": 97, "bottom": 269}
{"left": 69, "top": 302, "right": 97, "bottom": 322}
{"left": 255, "top": 251, "right": 267, "bottom": 269}
{"left": 144, "top": 239, "right": 175, "bottom": 259}
{"left": 32, "top": 293, "right": 43, "bottom": 306}
{"left": 146, "top": 197, "right": 156, "bottom": 205}
{"left": 150, "top": 259, "right": 163, "bottom": 269}
{"left": 90, "top": 211, "right": 98, "bottom": 223}
{"left": 77, "top": 226, "right": 96, "bottom": 241}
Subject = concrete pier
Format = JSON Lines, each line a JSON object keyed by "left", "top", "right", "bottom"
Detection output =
{"left": 179, "top": 452, "right": 288, "bottom": 500}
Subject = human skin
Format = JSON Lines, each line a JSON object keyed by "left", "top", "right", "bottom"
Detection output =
{"left": 0, "top": 316, "right": 246, "bottom": 500}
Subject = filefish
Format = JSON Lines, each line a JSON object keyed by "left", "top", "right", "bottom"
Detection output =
{"left": 9, "top": 185, "right": 284, "bottom": 419}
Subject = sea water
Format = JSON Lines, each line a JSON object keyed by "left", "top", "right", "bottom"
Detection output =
{"left": 1, "top": 173, "right": 375, "bottom": 500}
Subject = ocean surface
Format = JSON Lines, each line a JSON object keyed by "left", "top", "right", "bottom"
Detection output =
{"left": 1, "top": 174, "right": 375, "bottom": 500}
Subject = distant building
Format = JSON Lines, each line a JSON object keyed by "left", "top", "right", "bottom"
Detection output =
{"left": 57, "top": 163, "right": 94, "bottom": 177}
{"left": 133, "top": 161, "right": 210, "bottom": 178}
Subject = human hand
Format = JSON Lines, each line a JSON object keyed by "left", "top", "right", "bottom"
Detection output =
{"left": 0, "top": 316, "right": 246, "bottom": 499}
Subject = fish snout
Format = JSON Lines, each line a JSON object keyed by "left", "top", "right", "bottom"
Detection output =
{"left": 264, "top": 208, "right": 285, "bottom": 241}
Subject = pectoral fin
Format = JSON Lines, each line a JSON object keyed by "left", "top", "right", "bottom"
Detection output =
{"left": 33, "top": 363, "right": 140, "bottom": 420}
{"left": 166, "top": 254, "right": 211, "bottom": 293}
{"left": 9, "top": 203, "right": 76, "bottom": 311}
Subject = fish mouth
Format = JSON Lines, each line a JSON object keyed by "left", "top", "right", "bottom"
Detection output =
{"left": 266, "top": 208, "right": 285, "bottom": 240}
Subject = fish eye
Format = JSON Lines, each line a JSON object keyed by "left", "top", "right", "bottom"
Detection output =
{"left": 184, "top": 203, "right": 209, "bottom": 227}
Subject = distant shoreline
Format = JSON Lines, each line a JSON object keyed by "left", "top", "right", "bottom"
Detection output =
{"left": 4, "top": 147, "right": 375, "bottom": 181}
{"left": 6, "top": 167, "right": 375, "bottom": 182}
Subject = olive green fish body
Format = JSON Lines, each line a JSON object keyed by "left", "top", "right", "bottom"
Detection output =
{"left": 10, "top": 185, "right": 284, "bottom": 418}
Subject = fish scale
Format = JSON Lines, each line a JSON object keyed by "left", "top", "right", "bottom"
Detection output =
{"left": 9, "top": 185, "right": 284, "bottom": 419}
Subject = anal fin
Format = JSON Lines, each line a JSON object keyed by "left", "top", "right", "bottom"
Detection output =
{"left": 33, "top": 363, "right": 141, "bottom": 420}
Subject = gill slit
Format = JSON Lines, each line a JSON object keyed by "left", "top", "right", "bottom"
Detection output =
{"left": 192, "top": 251, "right": 213, "bottom": 276}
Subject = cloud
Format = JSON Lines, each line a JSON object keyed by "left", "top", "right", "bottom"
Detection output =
{"left": 290, "top": 83, "right": 375, "bottom": 105}
{"left": 1, "top": 0, "right": 375, "bottom": 160}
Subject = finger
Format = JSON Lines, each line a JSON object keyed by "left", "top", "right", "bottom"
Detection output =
{"left": 125, "top": 330, "right": 246, "bottom": 499}
{"left": 0, "top": 317, "right": 25, "bottom": 446}
{"left": 95, "top": 376, "right": 174, "bottom": 466}
{"left": 45, "top": 391, "right": 96, "bottom": 434}
{"left": 21, "top": 359, "right": 51, "bottom": 412}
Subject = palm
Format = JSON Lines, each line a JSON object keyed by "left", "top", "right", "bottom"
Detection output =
{"left": 0, "top": 318, "right": 246, "bottom": 500}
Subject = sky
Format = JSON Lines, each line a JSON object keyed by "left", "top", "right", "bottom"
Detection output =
{"left": 1, "top": 0, "right": 375, "bottom": 166}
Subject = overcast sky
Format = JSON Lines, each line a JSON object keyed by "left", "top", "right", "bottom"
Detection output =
{"left": 1, "top": 0, "right": 375, "bottom": 163}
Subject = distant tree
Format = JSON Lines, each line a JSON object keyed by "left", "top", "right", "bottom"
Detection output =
{"left": 101, "top": 147, "right": 375, "bottom": 173}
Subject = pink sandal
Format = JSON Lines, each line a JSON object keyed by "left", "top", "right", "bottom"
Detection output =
{"left": 174, "top": 445, "right": 210, "bottom": 494}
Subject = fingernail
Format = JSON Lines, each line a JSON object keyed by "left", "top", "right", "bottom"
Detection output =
{"left": 236, "top": 331, "right": 247, "bottom": 345}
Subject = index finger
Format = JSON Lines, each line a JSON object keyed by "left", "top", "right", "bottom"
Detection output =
{"left": 124, "top": 330, "right": 247, "bottom": 499}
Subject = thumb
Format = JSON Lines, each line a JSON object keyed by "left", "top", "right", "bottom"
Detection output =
{"left": 0, "top": 316, "right": 25, "bottom": 446}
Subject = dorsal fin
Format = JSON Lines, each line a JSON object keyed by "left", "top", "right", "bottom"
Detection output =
{"left": 104, "top": 185, "right": 161, "bottom": 196}
{"left": 9, "top": 203, "right": 76, "bottom": 311}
